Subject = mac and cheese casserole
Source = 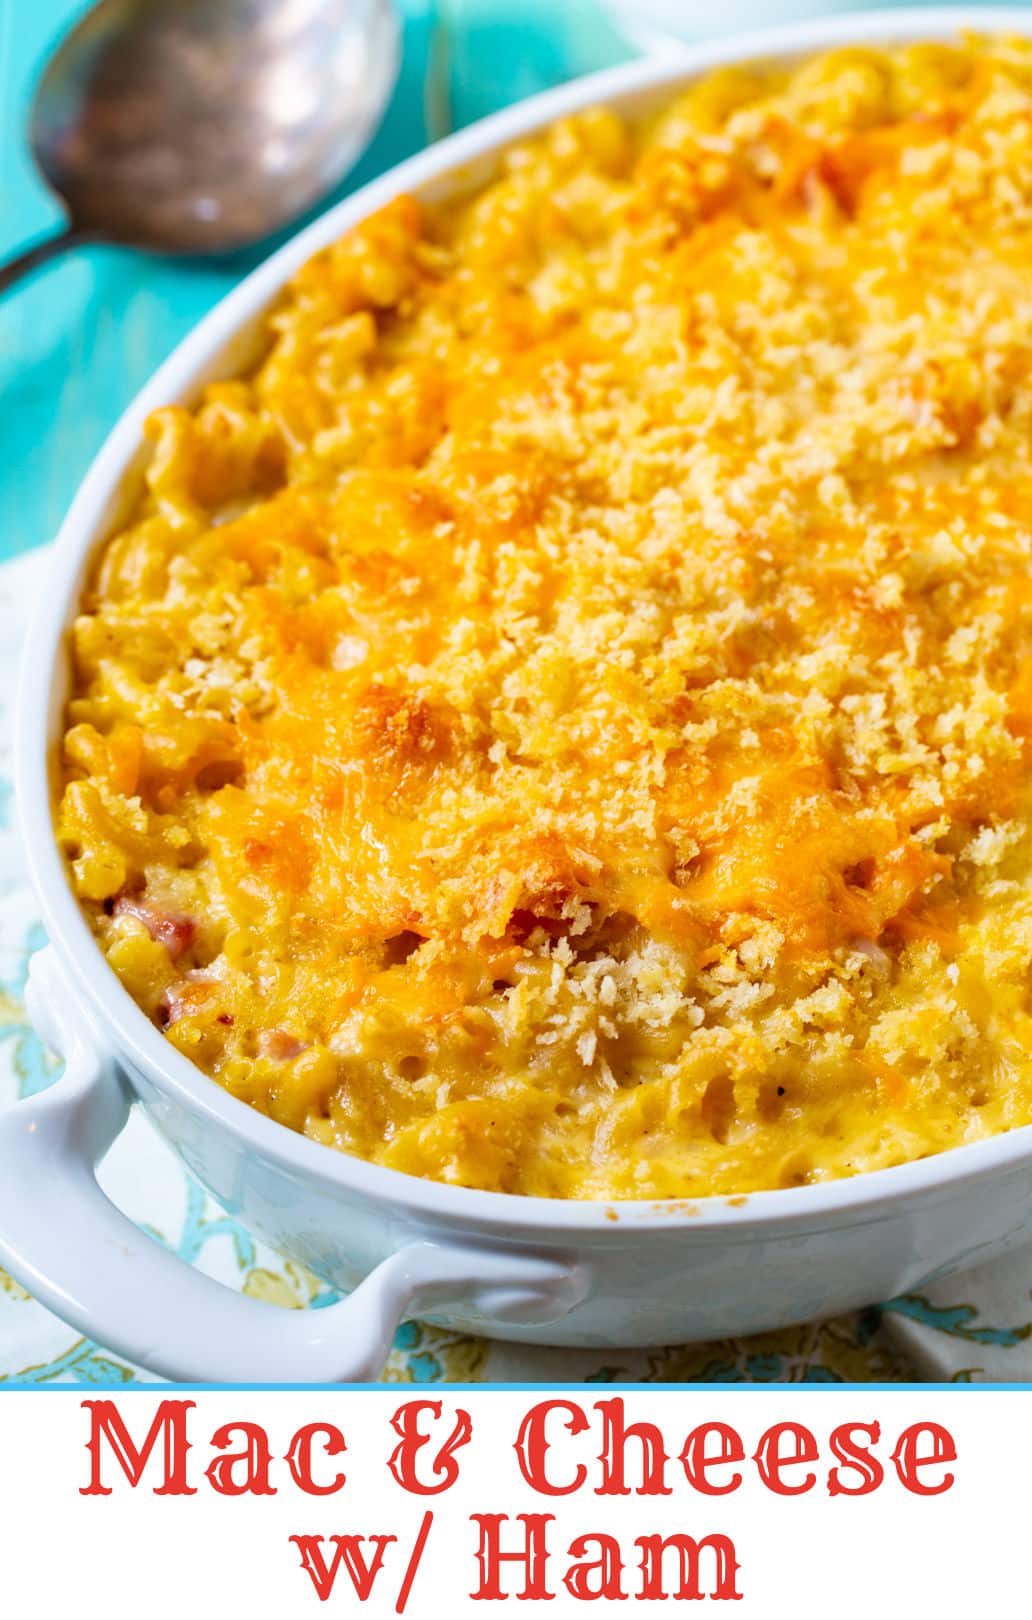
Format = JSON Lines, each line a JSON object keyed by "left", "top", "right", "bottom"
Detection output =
{"left": 58, "top": 38, "right": 1032, "bottom": 1198}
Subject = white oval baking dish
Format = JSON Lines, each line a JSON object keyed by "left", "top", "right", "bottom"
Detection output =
{"left": 5, "top": 7, "right": 1032, "bottom": 1384}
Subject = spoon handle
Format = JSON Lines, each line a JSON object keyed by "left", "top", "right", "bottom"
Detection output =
{"left": 0, "top": 224, "right": 104, "bottom": 296}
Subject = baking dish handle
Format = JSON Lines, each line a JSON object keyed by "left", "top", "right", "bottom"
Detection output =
{"left": 0, "top": 947, "right": 588, "bottom": 1383}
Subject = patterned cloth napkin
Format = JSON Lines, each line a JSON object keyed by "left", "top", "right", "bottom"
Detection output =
{"left": 3, "top": 549, "right": 1032, "bottom": 1386}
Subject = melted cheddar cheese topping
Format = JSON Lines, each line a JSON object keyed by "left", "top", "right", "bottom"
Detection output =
{"left": 59, "top": 39, "right": 1032, "bottom": 1198}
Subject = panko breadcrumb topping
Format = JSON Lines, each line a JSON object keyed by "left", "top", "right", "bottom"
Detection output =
{"left": 58, "top": 37, "right": 1032, "bottom": 1198}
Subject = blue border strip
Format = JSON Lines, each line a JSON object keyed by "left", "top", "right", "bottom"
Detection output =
{"left": 2, "top": 1381, "right": 1031, "bottom": 1392}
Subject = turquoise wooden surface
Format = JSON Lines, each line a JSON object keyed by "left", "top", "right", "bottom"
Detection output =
{"left": 0, "top": 0, "right": 631, "bottom": 563}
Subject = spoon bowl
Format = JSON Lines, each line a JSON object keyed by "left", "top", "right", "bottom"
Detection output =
{"left": 2, "top": 0, "right": 398, "bottom": 289}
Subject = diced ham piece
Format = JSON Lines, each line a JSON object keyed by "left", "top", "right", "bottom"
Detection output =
{"left": 114, "top": 895, "right": 196, "bottom": 961}
{"left": 850, "top": 937, "right": 892, "bottom": 976}
{"left": 258, "top": 1029, "right": 307, "bottom": 1061}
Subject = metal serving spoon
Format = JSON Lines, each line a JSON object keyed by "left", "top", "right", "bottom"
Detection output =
{"left": 0, "top": 0, "right": 399, "bottom": 295}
